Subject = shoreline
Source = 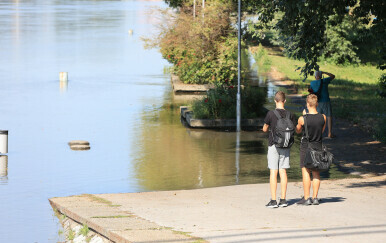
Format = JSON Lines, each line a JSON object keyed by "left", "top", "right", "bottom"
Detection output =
{"left": 51, "top": 175, "right": 386, "bottom": 243}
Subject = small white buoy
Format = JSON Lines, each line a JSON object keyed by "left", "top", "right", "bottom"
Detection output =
{"left": 0, "top": 130, "right": 8, "bottom": 154}
{"left": 128, "top": 29, "right": 133, "bottom": 35}
{"left": 0, "top": 155, "right": 8, "bottom": 177}
{"left": 59, "top": 72, "right": 68, "bottom": 82}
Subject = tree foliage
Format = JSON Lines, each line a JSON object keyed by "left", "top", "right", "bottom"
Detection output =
{"left": 164, "top": 1, "right": 385, "bottom": 81}
{"left": 245, "top": 0, "right": 385, "bottom": 78}
{"left": 146, "top": 0, "right": 239, "bottom": 84}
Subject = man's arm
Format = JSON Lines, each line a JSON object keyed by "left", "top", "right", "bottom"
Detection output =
{"left": 263, "top": 124, "right": 269, "bottom": 133}
{"left": 322, "top": 71, "right": 335, "bottom": 81}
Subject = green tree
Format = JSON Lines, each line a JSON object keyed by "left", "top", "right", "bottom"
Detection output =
{"left": 245, "top": 0, "right": 385, "bottom": 78}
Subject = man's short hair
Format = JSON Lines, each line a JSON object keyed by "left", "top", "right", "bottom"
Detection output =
{"left": 307, "top": 94, "right": 318, "bottom": 107}
{"left": 274, "top": 91, "right": 286, "bottom": 102}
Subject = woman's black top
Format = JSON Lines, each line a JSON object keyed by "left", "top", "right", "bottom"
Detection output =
{"left": 300, "top": 113, "right": 325, "bottom": 166}
{"left": 302, "top": 113, "right": 325, "bottom": 144}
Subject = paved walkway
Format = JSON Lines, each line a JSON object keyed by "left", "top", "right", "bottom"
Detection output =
{"left": 50, "top": 176, "right": 386, "bottom": 243}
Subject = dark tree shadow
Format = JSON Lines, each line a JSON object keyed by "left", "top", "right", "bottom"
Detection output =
{"left": 346, "top": 180, "right": 386, "bottom": 188}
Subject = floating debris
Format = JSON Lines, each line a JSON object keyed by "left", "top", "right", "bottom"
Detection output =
{"left": 68, "top": 140, "right": 90, "bottom": 151}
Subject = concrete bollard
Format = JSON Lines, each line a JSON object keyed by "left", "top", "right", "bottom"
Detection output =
{"left": 128, "top": 29, "right": 133, "bottom": 35}
{"left": 0, "top": 155, "right": 8, "bottom": 178}
{"left": 59, "top": 72, "right": 68, "bottom": 82}
{"left": 0, "top": 130, "right": 8, "bottom": 154}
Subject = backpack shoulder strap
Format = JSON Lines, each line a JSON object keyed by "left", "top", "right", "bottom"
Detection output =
{"left": 273, "top": 109, "right": 282, "bottom": 120}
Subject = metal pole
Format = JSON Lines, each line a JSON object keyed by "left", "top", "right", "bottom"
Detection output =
{"left": 236, "top": 0, "right": 241, "bottom": 132}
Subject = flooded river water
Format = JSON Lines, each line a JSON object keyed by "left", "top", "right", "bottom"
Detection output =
{"left": 0, "top": 1, "right": 349, "bottom": 242}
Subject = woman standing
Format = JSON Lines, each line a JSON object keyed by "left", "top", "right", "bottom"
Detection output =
{"left": 296, "top": 94, "right": 326, "bottom": 205}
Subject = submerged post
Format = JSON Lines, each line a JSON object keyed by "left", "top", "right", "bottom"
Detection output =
{"left": 59, "top": 72, "right": 68, "bottom": 82}
{"left": 0, "top": 130, "right": 8, "bottom": 154}
{"left": 236, "top": 0, "right": 241, "bottom": 132}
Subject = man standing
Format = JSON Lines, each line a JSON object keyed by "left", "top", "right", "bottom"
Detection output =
{"left": 310, "top": 71, "right": 335, "bottom": 138}
{"left": 262, "top": 91, "right": 296, "bottom": 208}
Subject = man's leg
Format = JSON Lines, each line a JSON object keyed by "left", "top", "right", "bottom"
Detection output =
{"left": 270, "top": 169, "right": 278, "bottom": 200}
{"left": 302, "top": 167, "right": 311, "bottom": 199}
{"left": 327, "top": 116, "right": 333, "bottom": 138}
{"left": 311, "top": 170, "right": 321, "bottom": 198}
{"left": 279, "top": 169, "right": 287, "bottom": 199}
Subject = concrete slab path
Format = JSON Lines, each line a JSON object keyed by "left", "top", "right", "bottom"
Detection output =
{"left": 50, "top": 176, "right": 386, "bottom": 243}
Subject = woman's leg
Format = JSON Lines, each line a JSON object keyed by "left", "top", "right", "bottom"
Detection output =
{"left": 302, "top": 167, "right": 311, "bottom": 199}
{"left": 312, "top": 170, "right": 321, "bottom": 198}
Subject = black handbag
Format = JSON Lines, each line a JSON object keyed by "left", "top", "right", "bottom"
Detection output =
{"left": 303, "top": 115, "right": 334, "bottom": 172}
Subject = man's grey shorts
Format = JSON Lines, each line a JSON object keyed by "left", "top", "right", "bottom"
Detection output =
{"left": 317, "top": 101, "right": 332, "bottom": 117}
{"left": 267, "top": 145, "right": 290, "bottom": 170}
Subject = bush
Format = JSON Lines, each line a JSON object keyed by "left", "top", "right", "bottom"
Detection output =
{"left": 144, "top": 0, "right": 240, "bottom": 84}
{"left": 378, "top": 73, "right": 386, "bottom": 98}
{"left": 191, "top": 83, "right": 267, "bottom": 119}
{"left": 251, "top": 43, "right": 272, "bottom": 73}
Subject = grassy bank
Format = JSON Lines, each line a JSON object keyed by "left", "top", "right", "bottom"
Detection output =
{"left": 251, "top": 45, "right": 386, "bottom": 142}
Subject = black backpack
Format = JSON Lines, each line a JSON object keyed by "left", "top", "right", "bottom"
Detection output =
{"left": 309, "top": 79, "right": 323, "bottom": 100}
{"left": 272, "top": 110, "right": 295, "bottom": 148}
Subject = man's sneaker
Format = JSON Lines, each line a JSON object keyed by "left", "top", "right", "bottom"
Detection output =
{"left": 265, "top": 200, "right": 278, "bottom": 208}
{"left": 296, "top": 197, "right": 312, "bottom": 206}
{"left": 312, "top": 198, "right": 320, "bottom": 205}
{"left": 278, "top": 199, "right": 288, "bottom": 207}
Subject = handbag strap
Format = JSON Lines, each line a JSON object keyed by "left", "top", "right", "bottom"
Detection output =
{"left": 303, "top": 115, "right": 312, "bottom": 149}
{"left": 303, "top": 115, "right": 309, "bottom": 140}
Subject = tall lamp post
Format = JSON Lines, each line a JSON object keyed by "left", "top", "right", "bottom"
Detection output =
{"left": 236, "top": 0, "right": 241, "bottom": 132}
{"left": 235, "top": 0, "right": 242, "bottom": 184}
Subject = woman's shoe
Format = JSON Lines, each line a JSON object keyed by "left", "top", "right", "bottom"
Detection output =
{"left": 296, "top": 197, "right": 312, "bottom": 206}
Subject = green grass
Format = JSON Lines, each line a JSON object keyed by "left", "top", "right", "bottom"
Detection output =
{"left": 80, "top": 224, "right": 90, "bottom": 237}
{"left": 68, "top": 229, "right": 75, "bottom": 241}
{"left": 81, "top": 194, "right": 121, "bottom": 207}
{"left": 265, "top": 47, "right": 383, "bottom": 84}
{"left": 257, "top": 45, "right": 386, "bottom": 142}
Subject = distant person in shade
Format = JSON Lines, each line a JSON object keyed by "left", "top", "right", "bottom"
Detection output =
{"left": 309, "top": 71, "right": 335, "bottom": 138}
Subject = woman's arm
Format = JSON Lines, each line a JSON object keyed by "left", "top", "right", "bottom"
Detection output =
{"left": 296, "top": 116, "right": 304, "bottom": 134}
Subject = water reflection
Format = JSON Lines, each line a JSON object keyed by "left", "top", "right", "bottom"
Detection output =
{"left": 235, "top": 131, "right": 240, "bottom": 184}
{"left": 0, "top": 155, "right": 8, "bottom": 184}
{"left": 132, "top": 89, "right": 272, "bottom": 191}
{"left": 59, "top": 80, "right": 68, "bottom": 92}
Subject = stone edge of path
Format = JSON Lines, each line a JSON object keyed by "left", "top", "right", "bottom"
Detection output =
{"left": 171, "top": 74, "right": 214, "bottom": 93}
{"left": 180, "top": 106, "right": 265, "bottom": 128}
{"left": 50, "top": 198, "right": 127, "bottom": 243}
{"left": 49, "top": 196, "right": 205, "bottom": 243}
